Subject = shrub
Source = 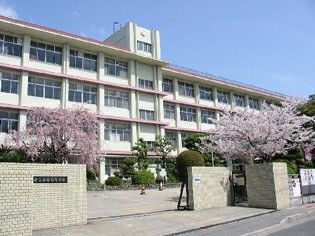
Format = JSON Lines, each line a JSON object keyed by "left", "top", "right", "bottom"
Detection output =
{"left": 86, "top": 168, "right": 97, "bottom": 182}
{"left": 176, "top": 150, "right": 205, "bottom": 182}
{"left": 105, "top": 176, "right": 123, "bottom": 186}
{"left": 132, "top": 170, "right": 155, "bottom": 185}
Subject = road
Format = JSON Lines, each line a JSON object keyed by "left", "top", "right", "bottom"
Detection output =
{"left": 180, "top": 212, "right": 315, "bottom": 236}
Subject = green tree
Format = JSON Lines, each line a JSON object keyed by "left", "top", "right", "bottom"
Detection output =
{"left": 299, "top": 94, "right": 315, "bottom": 117}
{"left": 132, "top": 138, "right": 149, "bottom": 170}
{"left": 184, "top": 133, "right": 206, "bottom": 151}
{"left": 155, "top": 135, "right": 176, "bottom": 168}
{"left": 120, "top": 157, "right": 136, "bottom": 179}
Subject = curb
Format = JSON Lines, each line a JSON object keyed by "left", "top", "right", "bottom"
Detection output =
{"left": 280, "top": 210, "right": 315, "bottom": 224}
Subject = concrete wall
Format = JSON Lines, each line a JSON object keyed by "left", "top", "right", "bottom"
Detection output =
{"left": 187, "top": 167, "right": 232, "bottom": 210}
{"left": 245, "top": 163, "right": 290, "bottom": 210}
{"left": 0, "top": 163, "right": 87, "bottom": 235}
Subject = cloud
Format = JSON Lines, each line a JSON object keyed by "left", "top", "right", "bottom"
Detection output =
{"left": 0, "top": 2, "right": 18, "bottom": 19}
{"left": 72, "top": 10, "right": 79, "bottom": 17}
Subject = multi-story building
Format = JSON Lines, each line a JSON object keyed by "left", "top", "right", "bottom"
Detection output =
{"left": 0, "top": 16, "right": 284, "bottom": 182}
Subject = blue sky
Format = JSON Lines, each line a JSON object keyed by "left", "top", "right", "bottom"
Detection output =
{"left": 1, "top": 0, "right": 314, "bottom": 97}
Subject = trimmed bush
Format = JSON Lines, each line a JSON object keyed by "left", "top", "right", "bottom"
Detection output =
{"left": 132, "top": 170, "right": 155, "bottom": 185}
{"left": 86, "top": 168, "right": 97, "bottom": 182}
{"left": 176, "top": 150, "right": 205, "bottom": 182}
{"left": 105, "top": 176, "right": 123, "bottom": 186}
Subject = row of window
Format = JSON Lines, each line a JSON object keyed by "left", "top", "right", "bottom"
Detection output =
{"left": 164, "top": 103, "right": 216, "bottom": 123}
{"left": 0, "top": 33, "right": 129, "bottom": 76}
{"left": 162, "top": 78, "right": 260, "bottom": 109}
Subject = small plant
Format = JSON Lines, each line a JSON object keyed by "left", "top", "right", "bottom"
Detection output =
{"left": 105, "top": 176, "right": 123, "bottom": 186}
{"left": 132, "top": 170, "right": 155, "bottom": 185}
{"left": 176, "top": 150, "right": 205, "bottom": 182}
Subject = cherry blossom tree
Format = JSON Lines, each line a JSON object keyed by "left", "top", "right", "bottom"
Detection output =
{"left": 12, "top": 107, "right": 100, "bottom": 166}
{"left": 201, "top": 100, "right": 315, "bottom": 162}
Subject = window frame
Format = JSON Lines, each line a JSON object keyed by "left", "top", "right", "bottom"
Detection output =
{"left": 162, "top": 78, "right": 174, "bottom": 93}
{"left": 180, "top": 106, "right": 196, "bottom": 122}
{"left": 104, "top": 89, "right": 129, "bottom": 109}
{"left": 164, "top": 103, "right": 175, "bottom": 119}
{"left": 178, "top": 81, "right": 194, "bottom": 97}
{"left": 199, "top": 86, "right": 213, "bottom": 101}
{"left": 104, "top": 122, "right": 130, "bottom": 142}
{"left": 0, "top": 33, "right": 22, "bottom": 57}
{"left": 201, "top": 109, "right": 216, "bottom": 124}
{"left": 104, "top": 57, "right": 128, "bottom": 78}
{"left": 234, "top": 94, "right": 246, "bottom": 107}
{"left": 68, "top": 82, "right": 97, "bottom": 104}
{"left": 138, "top": 79, "right": 153, "bottom": 90}
{"left": 28, "top": 76, "right": 61, "bottom": 100}
{"left": 249, "top": 97, "right": 260, "bottom": 110}
{"left": 0, "top": 71, "right": 20, "bottom": 94}
{"left": 217, "top": 90, "right": 230, "bottom": 104}
{"left": 137, "top": 41, "right": 152, "bottom": 53}
{"left": 69, "top": 49, "right": 97, "bottom": 72}
{"left": 30, "top": 40, "right": 62, "bottom": 65}
{"left": 139, "top": 109, "right": 155, "bottom": 120}
{"left": 0, "top": 110, "right": 18, "bottom": 133}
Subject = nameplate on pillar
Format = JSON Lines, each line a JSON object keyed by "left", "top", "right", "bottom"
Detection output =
{"left": 33, "top": 176, "right": 68, "bottom": 183}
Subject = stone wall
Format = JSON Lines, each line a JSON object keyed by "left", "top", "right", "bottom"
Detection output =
{"left": 187, "top": 167, "right": 232, "bottom": 210}
{"left": 245, "top": 163, "right": 290, "bottom": 210}
{"left": 0, "top": 163, "right": 87, "bottom": 235}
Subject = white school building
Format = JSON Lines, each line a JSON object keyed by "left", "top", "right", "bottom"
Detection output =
{"left": 0, "top": 16, "right": 284, "bottom": 182}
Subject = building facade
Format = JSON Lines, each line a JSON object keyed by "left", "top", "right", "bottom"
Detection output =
{"left": 0, "top": 16, "right": 284, "bottom": 183}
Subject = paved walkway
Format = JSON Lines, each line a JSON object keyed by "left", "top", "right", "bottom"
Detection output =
{"left": 33, "top": 189, "right": 315, "bottom": 236}
{"left": 88, "top": 188, "right": 181, "bottom": 219}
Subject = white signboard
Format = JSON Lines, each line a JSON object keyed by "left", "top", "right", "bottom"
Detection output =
{"left": 194, "top": 176, "right": 201, "bottom": 185}
{"left": 291, "top": 178, "right": 301, "bottom": 197}
{"left": 300, "top": 169, "right": 315, "bottom": 186}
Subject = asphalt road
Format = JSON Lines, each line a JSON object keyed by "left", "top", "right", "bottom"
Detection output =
{"left": 268, "top": 218, "right": 315, "bottom": 236}
{"left": 180, "top": 211, "right": 315, "bottom": 236}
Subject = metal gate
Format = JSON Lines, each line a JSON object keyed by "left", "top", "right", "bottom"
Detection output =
{"left": 232, "top": 164, "right": 248, "bottom": 206}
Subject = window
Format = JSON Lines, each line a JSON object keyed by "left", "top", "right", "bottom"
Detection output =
{"left": 234, "top": 94, "right": 246, "bottom": 107}
{"left": 104, "top": 58, "right": 128, "bottom": 77}
{"left": 105, "top": 90, "right": 129, "bottom": 109}
{"left": 30, "top": 41, "right": 62, "bottom": 65}
{"left": 139, "top": 109, "right": 154, "bottom": 120}
{"left": 178, "top": 81, "right": 194, "bottom": 97}
{"left": 200, "top": 86, "right": 213, "bottom": 100}
{"left": 249, "top": 97, "right": 259, "bottom": 110}
{"left": 165, "top": 131, "right": 177, "bottom": 145}
{"left": 201, "top": 110, "right": 216, "bottom": 124}
{"left": 0, "top": 110, "right": 18, "bottom": 133}
{"left": 0, "top": 71, "right": 20, "bottom": 94}
{"left": 70, "top": 49, "right": 97, "bottom": 71}
{"left": 181, "top": 132, "right": 190, "bottom": 148}
{"left": 137, "top": 41, "right": 152, "bottom": 53}
{"left": 105, "top": 157, "right": 124, "bottom": 176}
{"left": 146, "top": 141, "right": 156, "bottom": 151}
{"left": 217, "top": 90, "right": 230, "bottom": 104}
{"left": 28, "top": 76, "right": 61, "bottom": 99}
{"left": 180, "top": 106, "right": 196, "bottom": 122}
{"left": 139, "top": 79, "right": 153, "bottom": 89}
{"left": 105, "top": 123, "right": 130, "bottom": 141}
{"left": 0, "top": 34, "right": 22, "bottom": 57}
{"left": 68, "top": 83, "right": 97, "bottom": 104}
{"left": 162, "top": 78, "right": 173, "bottom": 93}
{"left": 164, "top": 104, "right": 175, "bottom": 119}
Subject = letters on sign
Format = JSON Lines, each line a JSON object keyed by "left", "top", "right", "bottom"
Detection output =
{"left": 33, "top": 176, "right": 68, "bottom": 183}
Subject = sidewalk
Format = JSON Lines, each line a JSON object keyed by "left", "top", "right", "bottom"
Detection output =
{"left": 33, "top": 189, "right": 315, "bottom": 236}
